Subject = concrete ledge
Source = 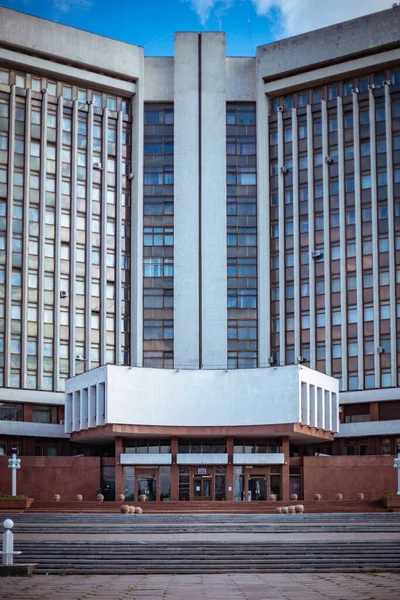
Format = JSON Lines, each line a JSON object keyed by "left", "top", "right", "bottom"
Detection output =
{"left": 0, "top": 563, "right": 36, "bottom": 576}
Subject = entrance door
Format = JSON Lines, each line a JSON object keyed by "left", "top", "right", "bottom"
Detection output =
{"left": 248, "top": 476, "right": 267, "bottom": 501}
{"left": 137, "top": 474, "right": 157, "bottom": 501}
{"left": 193, "top": 477, "right": 212, "bottom": 500}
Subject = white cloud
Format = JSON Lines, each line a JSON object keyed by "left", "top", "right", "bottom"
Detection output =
{"left": 251, "top": 0, "right": 389, "bottom": 37}
{"left": 182, "top": 0, "right": 220, "bottom": 25}
{"left": 183, "top": 0, "right": 389, "bottom": 36}
{"left": 182, "top": 0, "right": 235, "bottom": 26}
{"left": 53, "top": 0, "right": 93, "bottom": 13}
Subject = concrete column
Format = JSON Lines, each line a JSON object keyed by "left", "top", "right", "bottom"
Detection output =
{"left": 130, "top": 57, "right": 144, "bottom": 367}
{"left": 173, "top": 33, "right": 200, "bottom": 369}
{"left": 115, "top": 112, "right": 123, "bottom": 365}
{"left": 200, "top": 32, "right": 227, "bottom": 369}
{"left": 384, "top": 83, "right": 397, "bottom": 385}
{"left": 321, "top": 101, "right": 331, "bottom": 375}
{"left": 54, "top": 96, "right": 63, "bottom": 388}
{"left": 100, "top": 107, "right": 108, "bottom": 366}
{"left": 23, "top": 403, "right": 32, "bottom": 422}
{"left": 281, "top": 436, "right": 290, "bottom": 503}
{"left": 4, "top": 85, "right": 15, "bottom": 388}
{"left": 21, "top": 90, "right": 31, "bottom": 389}
{"left": 353, "top": 91, "right": 364, "bottom": 388}
{"left": 84, "top": 102, "right": 93, "bottom": 371}
{"left": 38, "top": 90, "right": 48, "bottom": 387}
{"left": 292, "top": 108, "right": 301, "bottom": 362}
{"left": 170, "top": 437, "right": 179, "bottom": 501}
{"left": 115, "top": 437, "right": 123, "bottom": 496}
{"left": 256, "top": 85, "right": 270, "bottom": 366}
{"left": 226, "top": 436, "right": 234, "bottom": 501}
{"left": 337, "top": 98, "right": 348, "bottom": 389}
{"left": 307, "top": 105, "right": 316, "bottom": 369}
{"left": 277, "top": 110, "right": 285, "bottom": 364}
{"left": 370, "top": 402, "right": 379, "bottom": 422}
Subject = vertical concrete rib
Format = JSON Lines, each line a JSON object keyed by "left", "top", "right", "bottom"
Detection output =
{"left": 21, "top": 89, "right": 31, "bottom": 388}
{"left": 292, "top": 108, "right": 300, "bottom": 362}
{"left": 130, "top": 60, "right": 144, "bottom": 367}
{"left": 337, "top": 97, "right": 348, "bottom": 389}
{"left": 353, "top": 91, "right": 364, "bottom": 388}
{"left": 69, "top": 100, "right": 77, "bottom": 377}
{"left": 369, "top": 89, "right": 380, "bottom": 382}
{"left": 4, "top": 85, "right": 15, "bottom": 388}
{"left": 322, "top": 101, "right": 332, "bottom": 375}
{"left": 38, "top": 90, "right": 48, "bottom": 388}
{"left": 385, "top": 83, "right": 397, "bottom": 384}
{"left": 115, "top": 112, "right": 123, "bottom": 365}
{"left": 85, "top": 102, "right": 93, "bottom": 371}
{"left": 200, "top": 32, "right": 227, "bottom": 369}
{"left": 173, "top": 32, "right": 199, "bottom": 369}
{"left": 257, "top": 86, "right": 269, "bottom": 366}
{"left": 277, "top": 110, "right": 285, "bottom": 364}
{"left": 307, "top": 105, "right": 316, "bottom": 369}
{"left": 54, "top": 96, "right": 63, "bottom": 389}
{"left": 100, "top": 107, "right": 108, "bottom": 366}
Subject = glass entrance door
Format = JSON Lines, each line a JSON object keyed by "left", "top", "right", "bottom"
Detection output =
{"left": 193, "top": 477, "right": 212, "bottom": 500}
{"left": 138, "top": 474, "right": 157, "bottom": 501}
{"left": 248, "top": 476, "right": 267, "bottom": 501}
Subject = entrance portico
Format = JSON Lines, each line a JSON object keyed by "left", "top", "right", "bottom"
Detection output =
{"left": 66, "top": 364, "right": 338, "bottom": 502}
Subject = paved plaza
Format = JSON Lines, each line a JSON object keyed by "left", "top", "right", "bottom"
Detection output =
{"left": 1, "top": 573, "right": 400, "bottom": 600}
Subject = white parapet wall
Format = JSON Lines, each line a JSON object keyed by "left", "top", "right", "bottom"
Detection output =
{"left": 65, "top": 365, "right": 339, "bottom": 434}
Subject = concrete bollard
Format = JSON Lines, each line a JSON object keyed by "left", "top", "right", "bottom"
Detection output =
{"left": 2, "top": 520, "right": 21, "bottom": 566}
{"left": 281, "top": 506, "right": 289, "bottom": 514}
{"left": 288, "top": 506, "right": 296, "bottom": 514}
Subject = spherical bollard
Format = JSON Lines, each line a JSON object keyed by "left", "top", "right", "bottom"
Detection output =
{"left": 120, "top": 504, "right": 129, "bottom": 514}
{"left": 139, "top": 494, "right": 147, "bottom": 502}
{"left": 268, "top": 493, "right": 277, "bottom": 501}
{"left": 275, "top": 507, "right": 282, "bottom": 514}
{"left": 97, "top": 493, "right": 104, "bottom": 502}
{"left": 357, "top": 493, "right": 364, "bottom": 500}
{"left": 295, "top": 504, "right": 304, "bottom": 513}
{"left": 290, "top": 494, "right": 298, "bottom": 501}
{"left": 53, "top": 494, "right": 60, "bottom": 502}
{"left": 335, "top": 493, "right": 343, "bottom": 501}
{"left": 314, "top": 494, "right": 321, "bottom": 501}
{"left": 134, "top": 507, "right": 143, "bottom": 514}
{"left": 75, "top": 494, "right": 83, "bottom": 502}
{"left": 288, "top": 505, "right": 296, "bottom": 514}
{"left": 117, "top": 493, "right": 125, "bottom": 502}
{"left": 128, "top": 506, "right": 135, "bottom": 514}
{"left": 281, "top": 506, "right": 289, "bottom": 514}
{"left": 3, "top": 519, "right": 14, "bottom": 530}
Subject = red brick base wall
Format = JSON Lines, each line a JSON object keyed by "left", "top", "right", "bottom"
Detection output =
{"left": 302, "top": 456, "right": 397, "bottom": 501}
{"left": 0, "top": 456, "right": 101, "bottom": 501}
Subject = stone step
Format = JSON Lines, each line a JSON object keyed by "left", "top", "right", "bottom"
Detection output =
{"left": 26, "top": 499, "right": 385, "bottom": 514}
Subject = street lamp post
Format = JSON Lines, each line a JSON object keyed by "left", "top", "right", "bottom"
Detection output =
{"left": 394, "top": 453, "right": 400, "bottom": 496}
{"left": 8, "top": 449, "right": 21, "bottom": 497}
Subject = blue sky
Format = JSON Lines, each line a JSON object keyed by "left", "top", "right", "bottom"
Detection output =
{"left": 0, "top": 0, "right": 387, "bottom": 56}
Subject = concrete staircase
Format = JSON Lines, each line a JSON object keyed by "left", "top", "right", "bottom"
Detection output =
{"left": 10, "top": 513, "right": 400, "bottom": 574}
{"left": 13, "top": 540, "right": 400, "bottom": 574}
{"left": 24, "top": 499, "right": 387, "bottom": 514}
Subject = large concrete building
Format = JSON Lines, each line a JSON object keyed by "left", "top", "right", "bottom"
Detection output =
{"left": 0, "top": 6, "right": 399, "bottom": 503}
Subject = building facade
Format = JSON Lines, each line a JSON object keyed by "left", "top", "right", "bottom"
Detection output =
{"left": 0, "top": 6, "right": 399, "bottom": 502}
